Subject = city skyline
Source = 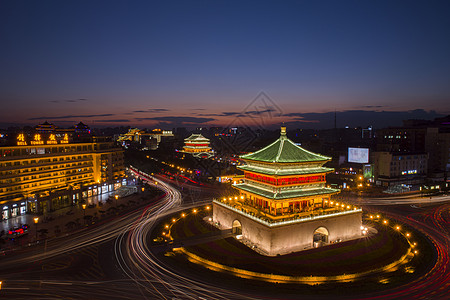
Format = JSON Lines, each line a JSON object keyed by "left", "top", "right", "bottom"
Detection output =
{"left": 1, "top": 1, "right": 450, "bottom": 129}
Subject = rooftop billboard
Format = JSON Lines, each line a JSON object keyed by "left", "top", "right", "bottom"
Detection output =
{"left": 348, "top": 147, "right": 369, "bottom": 164}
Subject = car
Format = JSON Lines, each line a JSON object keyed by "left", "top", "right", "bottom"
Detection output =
{"left": 7, "top": 224, "right": 29, "bottom": 238}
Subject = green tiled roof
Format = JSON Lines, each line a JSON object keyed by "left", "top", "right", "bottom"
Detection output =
{"left": 234, "top": 183, "right": 340, "bottom": 200}
{"left": 238, "top": 165, "right": 334, "bottom": 176}
{"left": 184, "top": 133, "right": 209, "bottom": 142}
{"left": 240, "top": 129, "right": 330, "bottom": 163}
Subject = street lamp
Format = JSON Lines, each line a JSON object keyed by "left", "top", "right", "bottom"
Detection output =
{"left": 82, "top": 204, "right": 87, "bottom": 225}
{"left": 33, "top": 217, "right": 39, "bottom": 241}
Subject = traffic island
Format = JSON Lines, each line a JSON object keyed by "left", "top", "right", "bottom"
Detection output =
{"left": 152, "top": 206, "right": 436, "bottom": 294}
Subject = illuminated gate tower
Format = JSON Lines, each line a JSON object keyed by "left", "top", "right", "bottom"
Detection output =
{"left": 182, "top": 134, "right": 213, "bottom": 156}
{"left": 213, "top": 127, "right": 362, "bottom": 256}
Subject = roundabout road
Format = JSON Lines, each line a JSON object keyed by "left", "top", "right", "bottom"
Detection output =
{"left": 115, "top": 174, "right": 450, "bottom": 299}
{"left": 0, "top": 173, "right": 447, "bottom": 299}
{"left": 365, "top": 203, "right": 449, "bottom": 299}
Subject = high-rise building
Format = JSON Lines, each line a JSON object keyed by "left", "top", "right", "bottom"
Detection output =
{"left": 0, "top": 133, "right": 125, "bottom": 218}
{"left": 372, "top": 151, "right": 428, "bottom": 188}
{"left": 376, "top": 127, "right": 426, "bottom": 153}
{"left": 376, "top": 115, "right": 450, "bottom": 182}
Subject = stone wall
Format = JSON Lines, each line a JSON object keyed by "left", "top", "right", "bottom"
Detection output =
{"left": 213, "top": 202, "right": 362, "bottom": 256}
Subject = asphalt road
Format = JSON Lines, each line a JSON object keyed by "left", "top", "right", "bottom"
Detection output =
{"left": 0, "top": 174, "right": 448, "bottom": 299}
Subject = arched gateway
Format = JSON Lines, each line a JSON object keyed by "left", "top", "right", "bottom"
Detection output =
{"left": 313, "top": 226, "right": 329, "bottom": 247}
{"left": 232, "top": 220, "right": 242, "bottom": 235}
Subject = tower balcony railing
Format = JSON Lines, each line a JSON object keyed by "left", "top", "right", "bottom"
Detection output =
{"left": 213, "top": 198, "right": 362, "bottom": 228}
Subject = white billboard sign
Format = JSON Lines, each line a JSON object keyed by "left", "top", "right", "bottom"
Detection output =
{"left": 348, "top": 148, "right": 369, "bottom": 164}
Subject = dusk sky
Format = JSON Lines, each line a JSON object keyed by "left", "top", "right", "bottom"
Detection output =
{"left": 1, "top": 0, "right": 450, "bottom": 129}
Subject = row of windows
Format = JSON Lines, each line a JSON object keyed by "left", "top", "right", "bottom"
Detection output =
{"left": 390, "top": 161, "right": 425, "bottom": 167}
{"left": 393, "top": 155, "right": 426, "bottom": 161}
{"left": 0, "top": 155, "right": 92, "bottom": 168}
{"left": 1, "top": 142, "right": 121, "bottom": 159}
{"left": 0, "top": 145, "right": 96, "bottom": 158}
{"left": 390, "top": 167, "right": 424, "bottom": 172}
{"left": 0, "top": 161, "right": 92, "bottom": 177}
{"left": 384, "top": 135, "right": 408, "bottom": 139}
{"left": 0, "top": 173, "right": 92, "bottom": 193}
{"left": 1, "top": 168, "right": 92, "bottom": 185}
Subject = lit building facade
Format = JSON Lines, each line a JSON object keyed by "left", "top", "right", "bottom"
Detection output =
{"left": 376, "top": 127, "right": 426, "bottom": 152}
{"left": 425, "top": 127, "right": 450, "bottom": 181}
{"left": 182, "top": 134, "right": 212, "bottom": 154}
{"left": 117, "top": 128, "right": 173, "bottom": 150}
{"left": 35, "top": 121, "right": 83, "bottom": 136}
{"left": 0, "top": 133, "right": 125, "bottom": 218}
{"left": 376, "top": 121, "right": 450, "bottom": 182}
{"left": 372, "top": 151, "right": 428, "bottom": 187}
{"left": 213, "top": 127, "right": 362, "bottom": 256}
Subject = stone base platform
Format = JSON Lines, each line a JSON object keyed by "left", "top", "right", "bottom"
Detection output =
{"left": 213, "top": 200, "right": 362, "bottom": 256}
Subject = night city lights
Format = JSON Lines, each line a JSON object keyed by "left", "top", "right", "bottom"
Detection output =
{"left": 0, "top": 1, "right": 449, "bottom": 299}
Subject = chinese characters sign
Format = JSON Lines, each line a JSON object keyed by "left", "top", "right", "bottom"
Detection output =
{"left": 17, "top": 134, "right": 70, "bottom": 146}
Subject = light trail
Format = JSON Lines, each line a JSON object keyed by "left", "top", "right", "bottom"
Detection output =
{"left": 118, "top": 168, "right": 449, "bottom": 299}
{"left": 362, "top": 204, "right": 449, "bottom": 299}
{"left": 0, "top": 168, "right": 447, "bottom": 299}
{"left": 116, "top": 168, "right": 260, "bottom": 299}
{"left": 350, "top": 194, "right": 450, "bottom": 205}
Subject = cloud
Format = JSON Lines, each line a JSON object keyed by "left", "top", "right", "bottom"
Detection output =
{"left": 282, "top": 109, "right": 445, "bottom": 129}
{"left": 135, "top": 116, "right": 216, "bottom": 128}
{"left": 222, "top": 112, "right": 241, "bottom": 116}
{"left": 132, "top": 108, "right": 169, "bottom": 113}
{"left": 244, "top": 108, "right": 277, "bottom": 115}
{"left": 198, "top": 110, "right": 279, "bottom": 117}
{"left": 49, "top": 98, "right": 88, "bottom": 103}
{"left": 294, "top": 119, "right": 320, "bottom": 123}
{"left": 197, "top": 112, "right": 241, "bottom": 117}
{"left": 47, "top": 120, "right": 77, "bottom": 123}
{"left": 29, "top": 114, "right": 114, "bottom": 120}
{"left": 136, "top": 116, "right": 215, "bottom": 123}
{"left": 360, "top": 105, "right": 385, "bottom": 108}
{"left": 94, "top": 119, "right": 130, "bottom": 122}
